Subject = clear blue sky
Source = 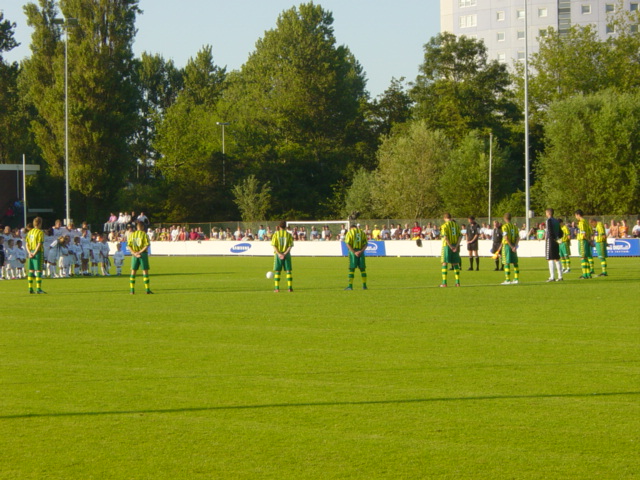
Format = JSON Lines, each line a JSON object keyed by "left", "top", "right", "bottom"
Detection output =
{"left": 2, "top": 0, "right": 440, "bottom": 97}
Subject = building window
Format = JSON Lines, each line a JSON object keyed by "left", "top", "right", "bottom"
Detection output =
{"left": 459, "top": 0, "right": 477, "bottom": 7}
{"left": 497, "top": 32, "right": 506, "bottom": 41}
{"left": 517, "top": 51, "right": 526, "bottom": 60}
{"left": 605, "top": 4, "right": 615, "bottom": 13}
{"left": 539, "top": 7, "right": 548, "bottom": 17}
{"left": 539, "top": 28, "right": 548, "bottom": 37}
{"left": 606, "top": 24, "right": 615, "bottom": 33}
{"left": 582, "top": 4, "right": 592, "bottom": 14}
{"left": 497, "top": 53, "right": 507, "bottom": 63}
{"left": 631, "top": 24, "right": 639, "bottom": 33}
{"left": 468, "top": 34, "right": 478, "bottom": 40}
{"left": 517, "top": 30, "right": 525, "bottom": 40}
{"left": 631, "top": 3, "right": 638, "bottom": 11}
{"left": 517, "top": 9, "right": 526, "bottom": 20}
{"left": 459, "top": 14, "right": 477, "bottom": 28}
{"left": 496, "top": 11, "right": 505, "bottom": 21}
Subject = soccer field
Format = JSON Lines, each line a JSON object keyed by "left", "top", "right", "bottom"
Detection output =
{"left": 1, "top": 256, "right": 639, "bottom": 479}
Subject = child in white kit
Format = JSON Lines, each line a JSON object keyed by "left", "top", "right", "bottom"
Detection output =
{"left": 99, "top": 235, "right": 110, "bottom": 276}
{"left": 90, "top": 236, "right": 102, "bottom": 276}
{"left": 113, "top": 242, "right": 125, "bottom": 276}
{"left": 14, "top": 239, "right": 27, "bottom": 279}
{"left": 5, "top": 239, "right": 16, "bottom": 279}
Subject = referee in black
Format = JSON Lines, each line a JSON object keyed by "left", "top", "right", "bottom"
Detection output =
{"left": 466, "top": 215, "right": 481, "bottom": 271}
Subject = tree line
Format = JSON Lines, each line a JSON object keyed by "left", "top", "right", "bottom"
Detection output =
{"left": 1, "top": 1, "right": 639, "bottom": 225}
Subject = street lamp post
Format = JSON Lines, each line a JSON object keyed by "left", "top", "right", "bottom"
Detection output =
{"left": 53, "top": 16, "right": 78, "bottom": 226}
{"left": 216, "top": 122, "right": 230, "bottom": 185}
{"left": 524, "top": 0, "right": 531, "bottom": 234}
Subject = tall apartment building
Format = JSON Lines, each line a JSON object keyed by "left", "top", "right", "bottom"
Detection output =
{"left": 440, "top": 1, "right": 638, "bottom": 64}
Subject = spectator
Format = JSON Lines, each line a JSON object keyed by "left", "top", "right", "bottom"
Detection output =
{"left": 536, "top": 223, "right": 546, "bottom": 241}
{"left": 632, "top": 219, "right": 640, "bottom": 238}
{"left": 371, "top": 225, "right": 381, "bottom": 240}
{"left": 103, "top": 213, "right": 117, "bottom": 233}
{"left": 137, "top": 212, "right": 150, "bottom": 227}
{"left": 299, "top": 226, "right": 307, "bottom": 241}
{"left": 310, "top": 226, "right": 319, "bottom": 240}
{"left": 380, "top": 225, "right": 390, "bottom": 240}
{"left": 519, "top": 224, "right": 528, "bottom": 241}
{"left": 258, "top": 225, "right": 267, "bottom": 241}
{"left": 171, "top": 225, "right": 180, "bottom": 242}
{"left": 411, "top": 222, "right": 422, "bottom": 240}
{"left": 619, "top": 220, "right": 629, "bottom": 238}
{"left": 609, "top": 220, "right": 619, "bottom": 238}
{"left": 234, "top": 226, "right": 243, "bottom": 240}
{"left": 364, "top": 224, "right": 371, "bottom": 239}
{"left": 189, "top": 228, "right": 199, "bottom": 241}
{"left": 116, "top": 213, "right": 126, "bottom": 232}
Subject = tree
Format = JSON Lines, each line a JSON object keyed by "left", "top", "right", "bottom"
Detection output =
{"left": 154, "top": 46, "right": 228, "bottom": 221}
{"left": 221, "top": 3, "right": 372, "bottom": 217}
{"left": 439, "top": 132, "right": 508, "bottom": 217}
{"left": 130, "top": 52, "right": 183, "bottom": 181}
{"left": 232, "top": 175, "right": 271, "bottom": 222}
{"left": 518, "top": 9, "right": 640, "bottom": 116}
{"left": 411, "top": 32, "right": 519, "bottom": 140}
{"left": 21, "top": 0, "right": 141, "bottom": 221}
{"left": 537, "top": 90, "right": 640, "bottom": 215}
{"left": 341, "top": 168, "right": 378, "bottom": 219}
{"left": 373, "top": 121, "right": 449, "bottom": 218}
{"left": 366, "top": 77, "right": 413, "bottom": 139}
{"left": 0, "top": 12, "right": 33, "bottom": 165}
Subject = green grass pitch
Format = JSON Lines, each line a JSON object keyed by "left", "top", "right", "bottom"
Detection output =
{"left": 1, "top": 256, "right": 639, "bottom": 479}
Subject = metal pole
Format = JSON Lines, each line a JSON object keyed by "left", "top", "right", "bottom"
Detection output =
{"left": 524, "top": 0, "right": 531, "bottom": 234}
{"left": 23, "top": 154, "right": 28, "bottom": 226}
{"left": 64, "top": 24, "right": 71, "bottom": 226}
{"left": 222, "top": 123, "right": 225, "bottom": 185}
{"left": 488, "top": 132, "right": 493, "bottom": 227}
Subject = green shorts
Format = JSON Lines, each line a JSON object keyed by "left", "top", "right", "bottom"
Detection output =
{"left": 502, "top": 246, "right": 518, "bottom": 265}
{"left": 595, "top": 241, "right": 608, "bottom": 259}
{"left": 349, "top": 251, "right": 366, "bottom": 270}
{"left": 273, "top": 253, "right": 292, "bottom": 272}
{"left": 28, "top": 252, "right": 43, "bottom": 272}
{"left": 559, "top": 242, "right": 571, "bottom": 258}
{"left": 131, "top": 253, "right": 150, "bottom": 271}
{"left": 578, "top": 240, "right": 593, "bottom": 259}
{"left": 441, "top": 246, "right": 461, "bottom": 265}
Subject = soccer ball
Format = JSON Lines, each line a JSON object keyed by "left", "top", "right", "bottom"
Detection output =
{"left": 266, "top": 271, "right": 274, "bottom": 279}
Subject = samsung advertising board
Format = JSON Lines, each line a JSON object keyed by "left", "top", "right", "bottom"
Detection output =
{"left": 593, "top": 239, "right": 640, "bottom": 257}
{"left": 341, "top": 240, "right": 386, "bottom": 257}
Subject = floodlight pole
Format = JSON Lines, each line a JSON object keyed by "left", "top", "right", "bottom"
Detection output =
{"left": 23, "top": 154, "right": 27, "bottom": 225}
{"left": 488, "top": 132, "right": 493, "bottom": 227}
{"left": 217, "top": 122, "right": 230, "bottom": 185}
{"left": 524, "top": 0, "right": 531, "bottom": 233}
{"left": 54, "top": 16, "right": 78, "bottom": 226}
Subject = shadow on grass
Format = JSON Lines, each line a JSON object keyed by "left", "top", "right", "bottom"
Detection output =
{"left": 3, "top": 391, "right": 639, "bottom": 420}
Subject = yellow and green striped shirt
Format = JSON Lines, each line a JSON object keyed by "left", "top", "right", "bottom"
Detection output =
{"left": 501, "top": 222, "right": 519, "bottom": 246}
{"left": 271, "top": 229, "right": 293, "bottom": 254}
{"left": 26, "top": 227, "right": 44, "bottom": 253}
{"left": 593, "top": 222, "right": 606, "bottom": 243}
{"left": 561, "top": 224, "right": 571, "bottom": 243}
{"left": 345, "top": 228, "right": 368, "bottom": 251}
{"left": 441, "top": 220, "right": 461, "bottom": 247}
{"left": 577, "top": 219, "right": 592, "bottom": 241}
{"left": 128, "top": 230, "right": 150, "bottom": 253}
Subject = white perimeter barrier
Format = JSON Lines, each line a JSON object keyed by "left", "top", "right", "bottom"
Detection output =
{"left": 110, "top": 239, "right": 639, "bottom": 258}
